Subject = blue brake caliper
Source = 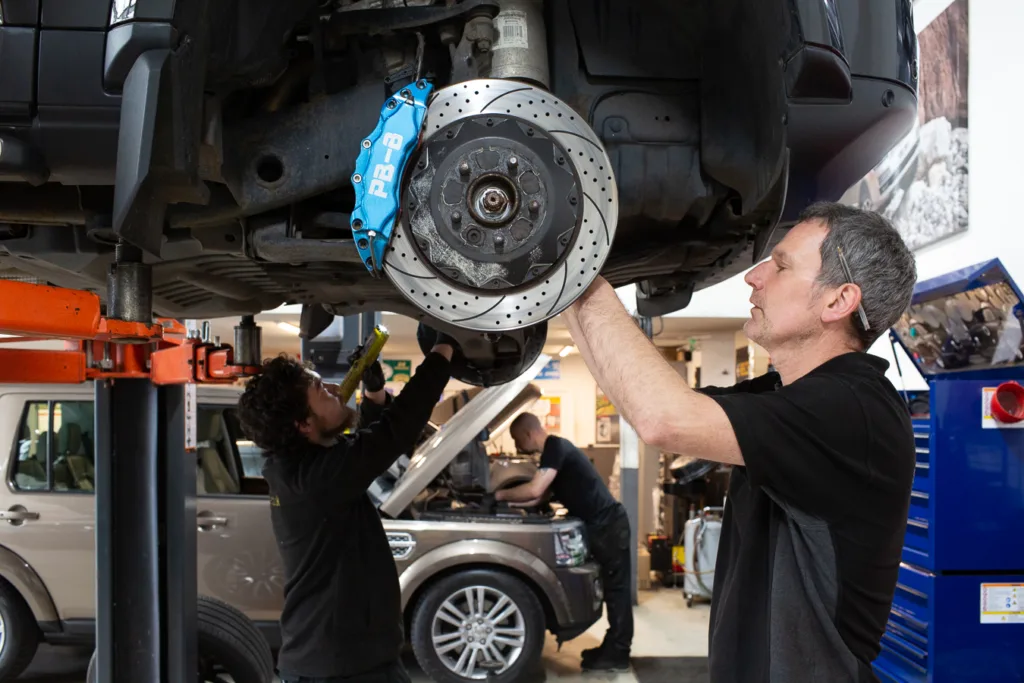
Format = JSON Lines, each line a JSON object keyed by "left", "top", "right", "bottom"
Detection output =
{"left": 350, "top": 80, "right": 434, "bottom": 275}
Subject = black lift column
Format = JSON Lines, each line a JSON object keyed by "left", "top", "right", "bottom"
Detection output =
{"left": 92, "top": 245, "right": 197, "bottom": 682}
{"left": 93, "top": 378, "right": 197, "bottom": 683}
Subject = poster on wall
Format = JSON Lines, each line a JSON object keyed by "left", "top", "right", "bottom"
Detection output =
{"left": 596, "top": 388, "right": 619, "bottom": 444}
{"left": 841, "top": 0, "right": 969, "bottom": 251}
{"left": 382, "top": 359, "right": 411, "bottom": 383}
{"left": 531, "top": 395, "right": 561, "bottom": 433}
{"left": 537, "top": 359, "right": 561, "bottom": 380}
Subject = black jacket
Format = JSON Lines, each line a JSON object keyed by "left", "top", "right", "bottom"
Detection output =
{"left": 262, "top": 352, "right": 451, "bottom": 678}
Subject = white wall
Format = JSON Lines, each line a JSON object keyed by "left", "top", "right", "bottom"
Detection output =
{"left": 700, "top": 331, "right": 737, "bottom": 388}
{"left": 623, "top": 0, "right": 1023, "bottom": 392}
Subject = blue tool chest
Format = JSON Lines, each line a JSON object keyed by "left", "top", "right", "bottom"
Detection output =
{"left": 872, "top": 259, "right": 1024, "bottom": 683}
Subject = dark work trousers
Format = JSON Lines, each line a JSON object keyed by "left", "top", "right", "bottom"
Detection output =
{"left": 280, "top": 659, "right": 411, "bottom": 683}
{"left": 586, "top": 502, "right": 634, "bottom": 656}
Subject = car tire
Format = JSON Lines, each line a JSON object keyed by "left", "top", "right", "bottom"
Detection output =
{"left": 0, "top": 579, "right": 40, "bottom": 681}
{"left": 85, "top": 595, "right": 274, "bottom": 683}
{"left": 197, "top": 595, "right": 275, "bottom": 683}
{"left": 411, "top": 569, "right": 545, "bottom": 683}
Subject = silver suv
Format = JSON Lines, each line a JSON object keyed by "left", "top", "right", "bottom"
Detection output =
{"left": 0, "top": 355, "right": 603, "bottom": 683}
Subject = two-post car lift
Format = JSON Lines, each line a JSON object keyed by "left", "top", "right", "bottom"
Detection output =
{"left": 0, "top": 256, "right": 263, "bottom": 682}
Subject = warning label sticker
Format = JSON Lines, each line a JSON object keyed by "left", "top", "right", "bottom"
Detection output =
{"left": 981, "top": 583, "right": 1023, "bottom": 623}
{"left": 981, "top": 387, "right": 1024, "bottom": 429}
{"left": 493, "top": 10, "right": 529, "bottom": 50}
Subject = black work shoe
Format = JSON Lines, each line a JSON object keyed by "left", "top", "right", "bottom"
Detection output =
{"left": 581, "top": 650, "right": 630, "bottom": 673}
{"left": 580, "top": 645, "right": 605, "bottom": 664}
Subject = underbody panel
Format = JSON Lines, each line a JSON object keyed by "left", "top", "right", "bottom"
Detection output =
{"left": 1, "top": 0, "right": 917, "bottom": 357}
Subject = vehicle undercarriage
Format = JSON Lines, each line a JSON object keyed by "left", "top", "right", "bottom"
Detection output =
{"left": 0, "top": 0, "right": 918, "bottom": 384}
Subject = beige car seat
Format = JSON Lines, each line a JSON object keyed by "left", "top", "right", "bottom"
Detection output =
{"left": 197, "top": 413, "right": 238, "bottom": 494}
{"left": 55, "top": 423, "right": 94, "bottom": 491}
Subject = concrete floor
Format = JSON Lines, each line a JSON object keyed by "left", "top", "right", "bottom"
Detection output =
{"left": 18, "top": 588, "right": 709, "bottom": 683}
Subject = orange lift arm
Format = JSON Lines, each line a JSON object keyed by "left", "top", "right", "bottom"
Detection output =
{"left": 0, "top": 280, "right": 262, "bottom": 385}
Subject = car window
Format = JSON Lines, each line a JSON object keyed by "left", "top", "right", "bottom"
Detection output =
{"left": 194, "top": 406, "right": 243, "bottom": 495}
{"left": 12, "top": 400, "right": 96, "bottom": 493}
{"left": 221, "top": 408, "right": 264, "bottom": 479}
{"left": 9, "top": 400, "right": 241, "bottom": 496}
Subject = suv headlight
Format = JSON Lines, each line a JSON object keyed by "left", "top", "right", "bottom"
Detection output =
{"left": 553, "top": 524, "right": 587, "bottom": 567}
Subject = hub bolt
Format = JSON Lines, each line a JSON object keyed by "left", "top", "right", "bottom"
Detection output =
{"left": 459, "top": 162, "right": 471, "bottom": 176}
{"left": 508, "top": 156, "right": 518, "bottom": 170}
{"left": 466, "top": 228, "right": 483, "bottom": 244}
{"left": 494, "top": 234, "right": 505, "bottom": 249}
{"left": 483, "top": 190, "right": 507, "bottom": 213}
{"left": 529, "top": 200, "right": 540, "bottom": 215}
{"left": 452, "top": 211, "right": 463, "bottom": 223}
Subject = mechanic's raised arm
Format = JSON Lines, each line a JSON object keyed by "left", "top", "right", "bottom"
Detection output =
{"left": 326, "top": 345, "right": 453, "bottom": 497}
{"left": 562, "top": 277, "right": 744, "bottom": 466}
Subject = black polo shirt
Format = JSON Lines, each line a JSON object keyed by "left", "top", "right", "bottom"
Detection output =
{"left": 539, "top": 435, "right": 618, "bottom": 524}
{"left": 702, "top": 352, "right": 915, "bottom": 682}
{"left": 262, "top": 353, "right": 451, "bottom": 679}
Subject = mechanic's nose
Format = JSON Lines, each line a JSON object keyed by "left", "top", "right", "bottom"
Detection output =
{"left": 745, "top": 262, "right": 766, "bottom": 289}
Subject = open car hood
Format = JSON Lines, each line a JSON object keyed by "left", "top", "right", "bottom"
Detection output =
{"left": 378, "top": 353, "right": 550, "bottom": 518}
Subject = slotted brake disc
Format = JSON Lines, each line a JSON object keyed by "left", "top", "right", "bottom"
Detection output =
{"left": 383, "top": 79, "right": 618, "bottom": 333}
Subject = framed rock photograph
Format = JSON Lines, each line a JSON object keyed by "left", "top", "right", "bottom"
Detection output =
{"left": 841, "top": 0, "right": 969, "bottom": 251}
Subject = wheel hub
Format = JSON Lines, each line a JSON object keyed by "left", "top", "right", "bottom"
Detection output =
{"left": 404, "top": 114, "right": 581, "bottom": 293}
{"left": 383, "top": 79, "right": 618, "bottom": 333}
{"left": 471, "top": 176, "right": 516, "bottom": 226}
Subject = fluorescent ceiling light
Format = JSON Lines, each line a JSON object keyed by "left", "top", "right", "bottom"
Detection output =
{"left": 558, "top": 345, "right": 574, "bottom": 358}
{"left": 277, "top": 322, "right": 301, "bottom": 336}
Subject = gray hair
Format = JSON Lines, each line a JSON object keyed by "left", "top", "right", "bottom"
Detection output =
{"left": 799, "top": 201, "right": 918, "bottom": 348}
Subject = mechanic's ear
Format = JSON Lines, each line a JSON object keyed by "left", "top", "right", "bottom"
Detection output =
{"left": 296, "top": 416, "right": 314, "bottom": 437}
{"left": 822, "top": 282, "right": 862, "bottom": 325}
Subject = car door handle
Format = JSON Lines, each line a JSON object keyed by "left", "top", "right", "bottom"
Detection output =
{"left": 0, "top": 509, "right": 39, "bottom": 522}
{"left": 196, "top": 512, "right": 229, "bottom": 530}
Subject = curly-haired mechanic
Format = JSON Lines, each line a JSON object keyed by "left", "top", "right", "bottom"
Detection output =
{"left": 237, "top": 338, "right": 455, "bottom": 683}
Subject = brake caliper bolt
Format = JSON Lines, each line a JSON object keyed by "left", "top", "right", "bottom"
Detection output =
{"left": 459, "top": 162, "right": 471, "bottom": 176}
{"left": 362, "top": 139, "right": 371, "bottom": 149}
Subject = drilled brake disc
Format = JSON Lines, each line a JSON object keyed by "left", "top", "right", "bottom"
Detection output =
{"left": 383, "top": 79, "right": 618, "bottom": 333}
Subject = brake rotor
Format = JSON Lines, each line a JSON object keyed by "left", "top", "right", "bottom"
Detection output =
{"left": 383, "top": 79, "right": 618, "bottom": 332}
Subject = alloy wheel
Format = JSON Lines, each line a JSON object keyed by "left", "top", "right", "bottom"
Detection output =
{"left": 430, "top": 585, "right": 527, "bottom": 680}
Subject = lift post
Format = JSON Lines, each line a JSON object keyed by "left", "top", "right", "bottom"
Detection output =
{"left": 0, "top": 277, "right": 262, "bottom": 683}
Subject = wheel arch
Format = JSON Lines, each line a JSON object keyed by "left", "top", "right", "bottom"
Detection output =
{"left": 400, "top": 540, "right": 569, "bottom": 632}
{"left": 0, "top": 543, "right": 59, "bottom": 625}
